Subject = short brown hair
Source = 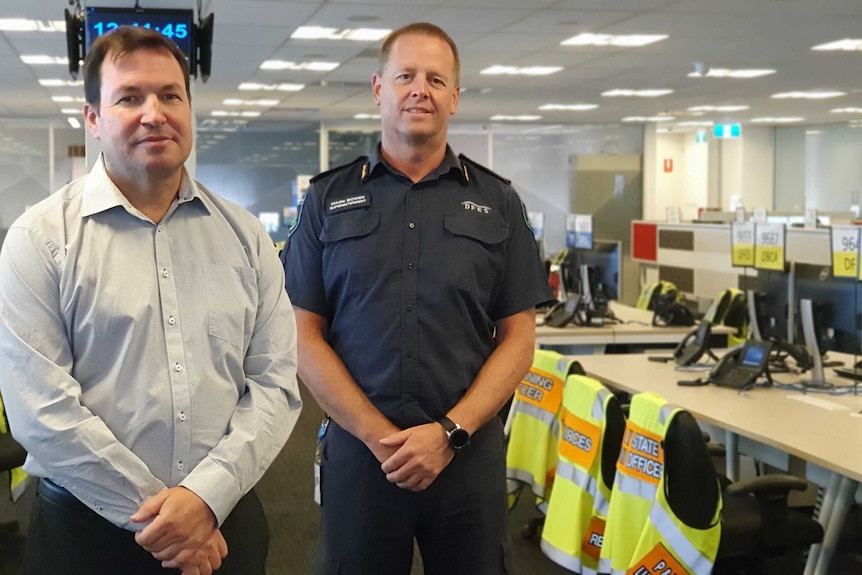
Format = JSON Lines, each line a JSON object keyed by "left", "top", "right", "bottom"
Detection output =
{"left": 378, "top": 23, "right": 460, "bottom": 85}
{"left": 83, "top": 26, "right": 191, "bottom": 108}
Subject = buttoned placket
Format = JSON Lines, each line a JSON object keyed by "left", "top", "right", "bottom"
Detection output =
{"left": 154, "top": 221, "right": 192, "bottom": 483}
{"left": 401, "top": 183, "right": 421, "bottom": 413}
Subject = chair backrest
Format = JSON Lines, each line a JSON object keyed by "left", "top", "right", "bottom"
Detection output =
{"left": 636, "top": 280, "right": 680, "bottom": 311}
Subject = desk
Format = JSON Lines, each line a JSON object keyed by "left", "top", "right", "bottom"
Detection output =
{"left": 575, "top": 353, "right": 862, "bottom": 575}
{"left": 535, "top": 301, "right": 734, "bottom": 348}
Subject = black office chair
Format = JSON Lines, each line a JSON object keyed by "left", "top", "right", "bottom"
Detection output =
{"left": 0, "top": 432, "right": 28, "bottom": 565}
{"left": 663, "top": 412, "right": 824, "bottom": 575}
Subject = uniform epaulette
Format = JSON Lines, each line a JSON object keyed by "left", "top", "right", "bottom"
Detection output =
{"left": 458, "top": 154, "right": 511, "bottom": 185}
{"left": 310, "top": 156, "right": 369, "bottom": 184}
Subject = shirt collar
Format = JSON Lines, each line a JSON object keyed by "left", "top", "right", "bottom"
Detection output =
{"left": 81, "top": 154, "right": 204, "bottom": 219}
{"left": 366, "top": 144, "right": 468, "bottom": 184}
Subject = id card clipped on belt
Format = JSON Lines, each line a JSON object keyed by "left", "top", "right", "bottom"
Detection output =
{"left": 314, "top": 417, "right": 330, "bottom": 505}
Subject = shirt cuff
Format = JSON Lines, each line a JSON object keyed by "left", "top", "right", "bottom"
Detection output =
{"left": 179, "top": 457, "right": 243, "bottom": 526}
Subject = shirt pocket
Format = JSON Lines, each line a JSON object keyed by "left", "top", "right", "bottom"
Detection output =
{"left": 319, "top": 210, "right": 381, "bottom": 292}
{"left": 443, "top": 211, "right": 508, "bottom": 297}
{"left": 205, "top": 264, "right": 258, "bottom": 349}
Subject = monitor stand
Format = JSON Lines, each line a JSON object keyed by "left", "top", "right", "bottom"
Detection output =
{"left": 799, "top": 298, "right": 829, "bottom": 388}
{"left": 746, "top": 290, "right": 762, "bottom": 342}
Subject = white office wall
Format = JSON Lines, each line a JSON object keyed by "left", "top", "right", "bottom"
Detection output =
{"left": 651, "top": 132, "right": 710, "bottom": 221}
{"left": 774, "top": 127, "right": 806, "bottom": 211}
{"left": 739, "top": 126, "right": 775, "bottom": 212}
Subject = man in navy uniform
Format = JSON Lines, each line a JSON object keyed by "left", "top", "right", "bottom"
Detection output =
{"left": 282, "top": 22, "right": 553, "bottom": 574}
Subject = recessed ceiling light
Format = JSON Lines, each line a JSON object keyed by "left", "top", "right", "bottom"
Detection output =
{"left": 481, "top": 65, "right": 563, "bottom": 76}
{"left": 688, "top": 68, "right": 775, "bottom": 79}
{"left": 261, "top": 60, "right": 340, "bottom": 72}
{"left": 622, "top": 116, "right": 675, "bottom": 122}
{"left": 750, "top": 117, "right": 804, "bottom": 123}
{"left": 67, "top": 117, "right": 81, "bottom": 129}
{"left": 832, "top": 108, "right": 862, "bottom": 114}
{"left": 239, "top": 82, "right": 305, "bottom": 92}
{"left": 223, "top": 98, "right": 280, "bottom": 107}
{"left": 354, "top": 113, "right": 381, "bottom": 120}
{"left": 61, "top": 108, "right": 80, "bottom": 115}
{"left": 812, "top": 39, "right": 862, "bottom": 51}
{"left": 772, "top": 91, "right": 845, "bottom": 99}
{"left": 603, "top": 89, "right": 673, "bottom": 97}
{"left": 0, "top": 19, "right": 64, "bottom": 32}
{"left": 52, "top": 95, "right": 85, "bottom": 103}
{"left": 538, "top": 104, "right": 598, "bottom": 111}
{"left": 212, "top": 110, "right": 262, "bottom": 118}
{"left": 21, "top": 55, "right": 68, "bottom": 65}
{"left": 291, "top": 26, "right": 390, "bottom": 41}
{"left": 39, "top": 79, "right": 83, "bottom": 87}
{"left": 490, "top": 115, "right": 543, "bottom": 121}
{"left": 688, "top": 105, "right": 750, "bottom": 112}
{"left": 560, "top": 33, "right": 667, "bottom": 47}
{"left": 676, "top": 121, "right": 715, "bottom": 127}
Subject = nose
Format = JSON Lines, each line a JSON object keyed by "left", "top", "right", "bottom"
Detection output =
{"left": 140, "top": 95, "right": 167, "bottom": 125}
{"left": 410, "top": 75, "right": 431, "bottom": 99}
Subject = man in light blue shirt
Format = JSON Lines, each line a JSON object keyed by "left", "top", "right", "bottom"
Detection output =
{"left": 0, "top": 26, "right": 301, "bottom": 575}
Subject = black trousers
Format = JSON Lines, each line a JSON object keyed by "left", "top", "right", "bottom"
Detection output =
{"left": 22, "top": 479, "right": 268, "bottom": 575}
{"left": 314, "top": 418, "right": 512, "bottom": 575}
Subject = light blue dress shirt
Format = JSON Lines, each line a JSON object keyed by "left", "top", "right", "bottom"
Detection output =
{"left": 0, "top": 157, "right": 302, "bottom": 530}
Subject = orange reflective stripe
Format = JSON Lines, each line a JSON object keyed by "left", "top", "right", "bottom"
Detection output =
{"left": 517, "top": 367, "right": 563, "bottom": 413}
{"left": 559, "top": 408, "right": 600, "bottom": 471}
{"left": 580, "top": 515, "right": 606, "bottom": 561}
{"left": 625, "top": 542, "right": 686, "bottom": 575}
{"left": 616, "top": 420, "right": 664, "bottom": 486}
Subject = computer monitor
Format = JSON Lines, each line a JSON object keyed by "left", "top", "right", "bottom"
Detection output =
{"left": 563, "top": 240, "right": 621, "bottom": 301}
{"left": 793, "top": 263, "right": 860, "bottom": 355}
{"left": 749, "top": 266, "right": 794, "bottom": 343}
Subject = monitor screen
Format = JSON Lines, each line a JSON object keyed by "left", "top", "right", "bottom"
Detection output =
{"left": 751, "top": 268, "right": 791, "bottom": 342}
{"left": 564, "top": 240, "right": 621, "bottom": 301}
{"left": 794, "top": 263, "right": 860, "bottom": 354}
{"left": 84, "top": 7, "right": 194, "bottom": 61}
{"left": 741, "top": 343, "right": 766, "bottom": 368}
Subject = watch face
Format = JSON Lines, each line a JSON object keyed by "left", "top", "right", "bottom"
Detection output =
{"left": 449, "top": 428, "right": 470, "bottom": 450}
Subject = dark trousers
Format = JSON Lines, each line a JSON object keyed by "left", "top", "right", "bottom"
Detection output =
{"left": 314, "top": 419, "right": 512, "bottom": 575}
{"left": 22, "top": 479, "right": 268, "bottom": 575}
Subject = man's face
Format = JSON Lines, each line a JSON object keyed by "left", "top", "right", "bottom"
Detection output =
{"left": 84, "top": 48, "right": 192, "bottom": 184}
{"left": 372, "top": 33, "right": 460, "bottom": 146}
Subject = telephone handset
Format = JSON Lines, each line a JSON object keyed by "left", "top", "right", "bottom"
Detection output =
{"left": 709, "top": 340, "right": 773, "bottom": 388}
{"left": 543, "top": 297, "right": 580, "bottom": 328}
{"left": 673, "top": 320, "right": 712, "bottom": 366}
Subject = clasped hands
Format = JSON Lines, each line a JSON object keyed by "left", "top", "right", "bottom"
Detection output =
{"left": 377, "top": 422, "right": 455, "bottom": 492}
{"left": 131, "top": 486, "right": 226, "bottom": 575}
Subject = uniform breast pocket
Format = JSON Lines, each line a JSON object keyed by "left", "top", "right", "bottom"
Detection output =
{"left": 443, "top": 211, "right": 508, "bottom": 296}
{"left": 205, "top": 264, "right": 258, "bottom": 349}
{"left": 320, "top": 210, "right": 381, "bottom": 292}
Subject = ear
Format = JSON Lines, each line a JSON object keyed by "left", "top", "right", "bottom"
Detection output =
{"left": 371, "top": 74, "right": 382, "bottom": 106}
{"left": 83, "top": 103, "right": 101, "bottom": 140}
{"left": 449, "top": 84, "right": 460, "bottom": 116}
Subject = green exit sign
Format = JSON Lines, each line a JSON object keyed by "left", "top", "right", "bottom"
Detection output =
{"left": 713, "top": 124, "right": 742, "bottom": 139}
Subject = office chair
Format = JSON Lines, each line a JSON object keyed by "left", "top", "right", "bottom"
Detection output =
{"left": 0, "top": 432, "right": 28, "bottom": 564}
{"left": 668, "top": 414, "right": 824, "bottom": 575}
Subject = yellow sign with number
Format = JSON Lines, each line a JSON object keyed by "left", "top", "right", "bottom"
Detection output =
{"left": 732, "top": 244, "right": 755, "bottom": 267}
{"left": 829, "top": 226, "right": 860, "bottom": 278}
{"left": 755, "top": 245, "right": 784, "bottom": 270}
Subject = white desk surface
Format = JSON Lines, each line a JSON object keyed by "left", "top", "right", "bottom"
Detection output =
{"left": 535, "top": 301, "right": 735, "bottom": 347}
{"left": 576, "top": 353, "right": 862, "bottom": 484}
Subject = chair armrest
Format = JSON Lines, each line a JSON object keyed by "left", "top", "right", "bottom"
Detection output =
{"left": 725, "top": 474, "right": 808, "bottom": 497}
{"left": 0, "top": 434, "right": 27, "bottom": 471}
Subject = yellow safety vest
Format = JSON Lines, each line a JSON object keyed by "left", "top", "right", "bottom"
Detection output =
{"left": 601, "top": 392, "right": 721, "bottom": 575}
{"left": 0, "top": 394, "right": 29, "bottom": 501}
{"left": 506, "top": 349, "right": 577, "bottom": 503}
{"left": 636, "top": 281, "right": 679, "bottom": 311}
{"left": 540, "top": 374, "right": 615, "bottom": 575}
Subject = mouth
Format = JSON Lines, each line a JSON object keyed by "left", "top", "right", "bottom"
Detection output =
{"left": 404, "top": 107, "right": 432, "bottom": 115}
{"left": 138, "top": 136, "right": 172, "bottom": 144}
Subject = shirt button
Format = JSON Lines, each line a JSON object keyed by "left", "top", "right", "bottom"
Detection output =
{"left": 408, "top": 223, "right": 415, "bottom": 229}
{"left": 177, "top": 461, "right": 184, "bottom": 470}
{"left": 407, "top": 304, "right": 413, "bottom": 311}
{"left": 162, "top": 269, "right": 169, "bottom": 278}
{"left": 178, "top": 411, "right": 186, "bottom": 422}
{"left": 168, "top": 316, "right": 176, "bottom": 326}
{"left": 407, "top": 263, "right": 414, "bottom": 270}
{"left": 175, "top": 363, "right": 182, "bottom": 372}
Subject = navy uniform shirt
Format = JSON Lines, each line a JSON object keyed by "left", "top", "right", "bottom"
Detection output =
{"left": 283, "top": 145, "right": 553, "bottom": 429}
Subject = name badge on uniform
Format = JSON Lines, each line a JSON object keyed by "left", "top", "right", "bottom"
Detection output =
{"left": 327, "top": 194, "right": 371, "bottom": 214}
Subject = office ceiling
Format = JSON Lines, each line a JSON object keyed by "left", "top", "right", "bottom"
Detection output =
{"left": 3, "top": 0, "right": 862, "bottom": 131}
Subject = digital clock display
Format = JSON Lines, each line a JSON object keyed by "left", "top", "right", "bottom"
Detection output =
{"left": 84, "top": 7, "right": 194, "bottom": 61}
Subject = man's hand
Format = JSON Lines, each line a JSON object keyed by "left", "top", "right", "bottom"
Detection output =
{"left": 131, "top": 486, "right": 227, "bottom": 571}
{"left": 379, "top": 423, "right": 455, "bottom": 491}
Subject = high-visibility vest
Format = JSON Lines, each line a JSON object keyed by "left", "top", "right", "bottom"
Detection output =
{"left": 540, "top": 374, "right": 616, "bottom": 575}
{"left": 0, "top": 394, "right": 29, "bottom": 501}
{"left": 636, "top": 281, "right": 679, "bottom": 311}
{"left": 506, "top": 349, "right": 578, "bottom": 502}
{"left": 601, "top": 392, "right": 721, "bottom": 575}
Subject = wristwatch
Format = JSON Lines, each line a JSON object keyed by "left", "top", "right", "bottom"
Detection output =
{"left": 438, "top": 416, "right": 470, "bottom": 451}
